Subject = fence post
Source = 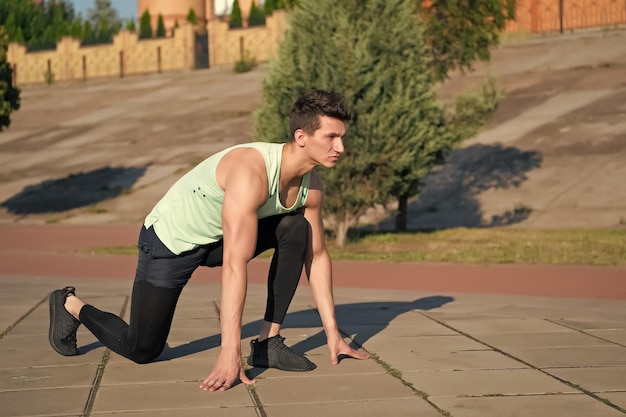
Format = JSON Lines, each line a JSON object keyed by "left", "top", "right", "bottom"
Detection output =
{"left": 559, "top": 0, "right": 564, "bottom": 33}
{"left": 82, "top": 55, "right": 87, "bottom": 81}
{"left": 11, "top": 64, "right": 17, "bottom": 87}
{"left": 119, "top": 51, "right": 125, "bottom": 78}
{"left": 157, "top": 46, "right": 162, "bottom": 73}
{"left": 45, "top": 59, "right": 53, "bottom": 83}
{"left": 239, "top": 36, "right": 244, "bottom": 61}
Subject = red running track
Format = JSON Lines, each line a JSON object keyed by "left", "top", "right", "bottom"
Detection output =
{"left": 1, "top": 223, "right": 624, "bottom": 300}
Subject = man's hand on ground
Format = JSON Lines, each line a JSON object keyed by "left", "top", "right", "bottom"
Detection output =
{"left": 199, "top": 348, "right": 255, "bottom": 392}
{"left": 327, "top": 334, "right": 369, "bottom": 365}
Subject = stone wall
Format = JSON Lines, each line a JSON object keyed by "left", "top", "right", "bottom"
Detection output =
{"left": 8, "top": 24, "right": 197, "bottom": 85}
{"left": 7, "top": 3, "right": 625, "bottom": 86}
{"left": 207, "top": 11, "right": 286, "bottom": 67}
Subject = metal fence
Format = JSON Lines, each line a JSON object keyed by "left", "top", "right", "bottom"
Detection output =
{"left": 506, "top": 0, "right": 626, "bottom": 33}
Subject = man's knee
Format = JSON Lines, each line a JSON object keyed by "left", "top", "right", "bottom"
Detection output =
{"left": 277, "top": 213, "right": 309, "bottom": 246}
{"left": 128, "top": 347, "right": 162, "bottom": 364}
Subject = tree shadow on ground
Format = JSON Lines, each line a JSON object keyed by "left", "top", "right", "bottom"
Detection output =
{"left": 0, "top": 166, "right": 147, "bottom": 215}
{"left": 371, "top": 144, "right": 543, "bottom": 231}
{"left": 155, "top": 295, "right": 454, "bottom": 378}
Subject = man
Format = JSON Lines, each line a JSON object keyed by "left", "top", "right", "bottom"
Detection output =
{"left": 48, "top": 89, "right": 368, "bottom": 392}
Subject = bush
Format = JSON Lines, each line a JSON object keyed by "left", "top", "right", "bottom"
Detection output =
{"left": 139, "top": 10, "right": 152, "bottom": 39}
{"left": 229, "top": 0, "right": 243, "bottom": 28}
{"left": 248, "top": 2, "right": 266, "bottom": 27}
{"left": 449, "top": 75, "right": 504, "bottom": 139}
{"left": 156, "top": 14, "right": 166, "bottom": 37}
{"left": 234, "top": 50, "right": 257, "bottom": 73}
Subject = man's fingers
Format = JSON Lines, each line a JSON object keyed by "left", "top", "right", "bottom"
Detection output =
{"left": 349, "top": 348, "right": 369, "bottom": 360}
{"left": 330, "top": 346, "right": 369, "bottom": 365}
{"left": 199, "top": 371, "right": 255, "bottom": 392}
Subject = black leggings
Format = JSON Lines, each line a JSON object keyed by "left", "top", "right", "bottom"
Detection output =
{"left": 79, "top": 212, "right": 309, "bottom": 364}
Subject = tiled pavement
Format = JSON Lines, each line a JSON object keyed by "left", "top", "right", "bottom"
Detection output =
{"left": 1, "top": 273, "right": 625, "bottom": 417}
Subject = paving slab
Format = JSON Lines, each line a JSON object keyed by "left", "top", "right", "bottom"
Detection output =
{"left": 91, "top": 381, "right": 255, "bottom": 413}
{"left": 379, "top": 349, "right": 527, "bottom": 372}
{"left": 263, "top": 398, "right": 442, "bottom": 417}
{"left": 432, "top": 394, "right": 626, "bottom": 417}
{"left": 2, "top": 276, "right": 626, "bottom": 416}
{"left": 604, "top": 392, "right": 626, "bottom": 411}
{"left": 548, "top": 367, "right": 626, "bottom": 392}
{"left": 504, "top": 346, "right": 626, "bottom": 368}
{"left": 0, "top": 386, "right": 91, "bottom": 417}
{"left": 404, "top": 368, "right": 576, "bottom": 398}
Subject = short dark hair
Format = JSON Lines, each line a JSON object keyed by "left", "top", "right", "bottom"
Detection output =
{"left": 289, "top": 89, "right": 351, "bottom": 141}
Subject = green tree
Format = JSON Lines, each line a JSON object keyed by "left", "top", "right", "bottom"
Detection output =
{"left": 4, "top": 12, "right": 18, "bottom": 40}
{"left": 139, "top": 9, "right": 153, "bottom": 39}
{"left": 263, "top": 0, "right": 275, "bottom": 15}
{"left": 27, "top": 7, "right": 47, "bottom": 45}
{"left": 418, "top": 0, "right": 515, "bottom": 80}
{"left": 82, "top": 20, "right": 95, "bottom": 44}
{"left": 186, "top": 7, "right": 197, "bottom": 24}
{"left": 248, "top": 2, "right": 265, "bottom": 26}
{"left": 229, "top": 0, "right": 243, "bottom": 28}
{"left": 0, "top": 0, "right": 75, "bottom": 50}
{"left": 50, "top": 4, "right": 70, "bottom": 40}
{"left": 96, "top": 16, "right": 110, "bottom": 43}
{"left": 156, "top": 14, "right": 166, "bottom": 37}
{"left": 12, "top": 26, "right": 25, "bottom": 43}
{"left": 0, "top": 0, "right": 42, "bottom": 42}
{"left": 69, "top": 17, "right": 83, "bottom": 38}
{"left": 447, "top": 76, "right": 503, "bottom": 140}
{"left": 256, "top": 0, "right": 459, "bottom": 245}
{"left": 87, "top": 0, "right": 120, "bottom": 29}
{"left": 125, "top": 18, "right": 136, "bottom": 32}
{"left": 0, "top": 27, "right": 20, "bottom": 131}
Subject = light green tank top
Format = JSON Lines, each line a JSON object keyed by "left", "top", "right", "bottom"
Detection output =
{"left": 144, "top": 142, "right": 311, "bottom": 254}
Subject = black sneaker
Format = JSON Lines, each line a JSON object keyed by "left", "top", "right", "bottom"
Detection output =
{"left": 48, "top": 286, "right": 81, "bottom": 356}
{"left": 247, "top": 335, "right": 316, "bottom": 372}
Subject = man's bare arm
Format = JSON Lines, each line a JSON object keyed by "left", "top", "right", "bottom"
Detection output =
{"left": 199, "top": 148, "right": 267, "bottom": 392}
{"left": 303, "top": 172, "right": 369, "bottom": 364}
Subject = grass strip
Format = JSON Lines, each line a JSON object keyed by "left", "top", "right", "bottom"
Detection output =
{"left": 87, "top": 227, "right": 626, "bottom": 266}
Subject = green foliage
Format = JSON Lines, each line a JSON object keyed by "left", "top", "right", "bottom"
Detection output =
{"left": 82, "top": 20, "right": 95, "bottom": 45}
{"left": 87, "top": 0, "right": 120, "bottom": 29}
{"left": 0, "top": 27, "right": 20, "bottom": 131}
{"left": 96, "top": 16, "right": 111, "bottom": 43}
{"left": 3, "top": 10, "right": 26, "bottom": 43}
{"left": 234, "top": 50, "right": 257, "bottom": 73}
{"left": 0, "top": 0, "right": 123, "bottom": 48}
{"left": 255, "top": 0, "right": 459, "bottom": 245}
{"left": 69, "top": 17, "right": 83, "bottom": 38}
{"left": 448, "top": 75, "right": 504, "bottom": 139}
{"left": 417, "top": 0, "right": 516, "bottom": 80}
{"left": 125, "top": 18, "right": 136, "bottom": 32}
{"left": 12, "top": 26, "right": 24, "bottom": 43}
{"left": 229, "top": 0, "right": 243, "bottom": 28}
{"left": 248, "top": 2, "right": 265, "bottom": 27}
{"left": 263, "top": 0, "right": 275, "bottom": 15}
{"left": 156, "top": 14, "right": 166, "bottom": 37}
{"left": 186, "top": 8, "right": 197, "bottom": 24}
{"left": 139, "top": 9, "right": 153, "bottom": 39}
{"left": 44, "top": 68, "right": 55, "bottom": 84}
{"left": 4, "top": 12, "right": 18, "bottom": 40}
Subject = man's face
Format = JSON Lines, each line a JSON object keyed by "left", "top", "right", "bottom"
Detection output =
{"left": 304, "top": 115, "right": 346, "bottom": 168}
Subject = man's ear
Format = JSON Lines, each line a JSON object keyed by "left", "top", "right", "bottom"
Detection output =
{"left": 294, "top": 128, "right": 307, "bottom": 147}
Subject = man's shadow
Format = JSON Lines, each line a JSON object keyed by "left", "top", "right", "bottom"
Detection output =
{"left": 152, "top": 295, "right": 454, "bottom": 377}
